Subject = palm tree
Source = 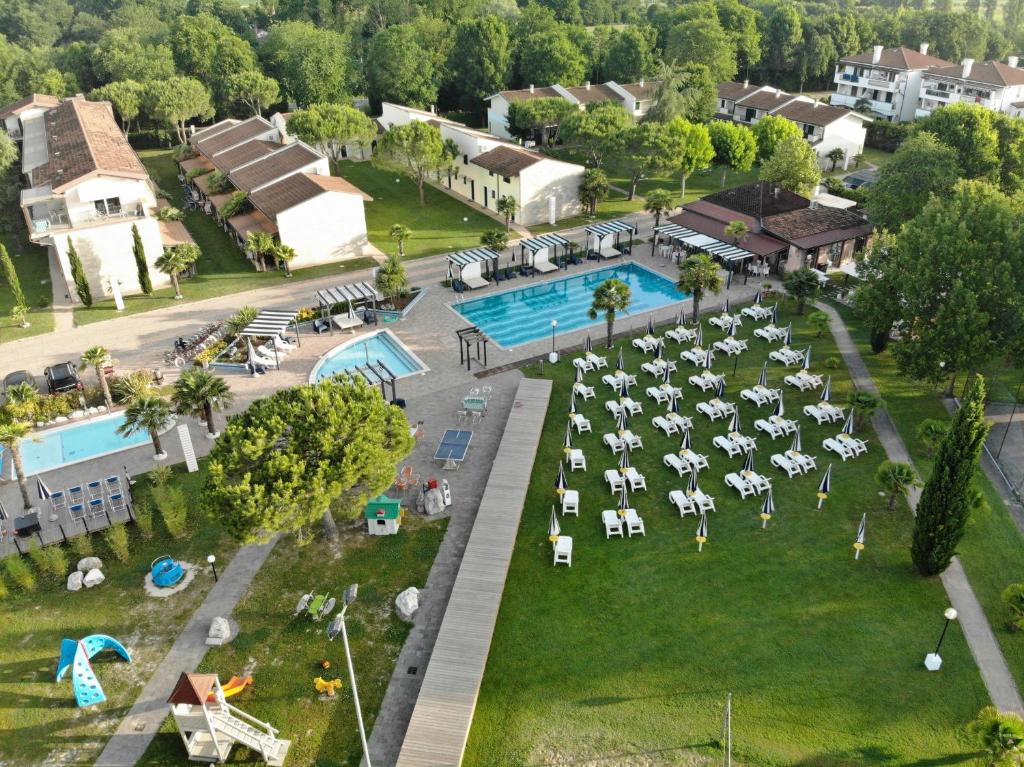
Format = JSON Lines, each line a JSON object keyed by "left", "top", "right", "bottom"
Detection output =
{"left": 113, "top": 370, "right": 153, "bottom": 404}
{"left": 172, "top": 369, "right": 234, "bottom": 438}
{"left": 724, "top": 220, "right": 749, "bottom": 243}
{"left": 0, "top": 420, "right": 33, "bottom": 508}
{"left": 245, "top": 230, "right": 276, "bottom": 271}
{"left": 496, "top": 195, "right": 518, "bottom": 231}
{"left": 848, "top": 389, "right": 883, "bottom": 429}
{"left": 80, "top": 345, "right": 115, "bottom": 409}
{"left": 117, "top": 395, "right": 174, "bottom": 459}
{"left": 968, "top": 706, "right": 1024, "bottom": 766}
{"left": 875, "top": 460, "right": 918, "bottom": 511}
{"left": 782, "top": 267, "right": 821, "bottom": 315}
{"left": 155, "top": 243, "right": 200, "bottom": 299}
{"left": 481, "top": 228, "right": 509, "bottom": 253}
{"left": 389, "top": 224, "right": 412, "bottom": 257}
{"left": 677, "top": 253, "right": 723, "bottom": 321}
{"left": 916, "top": 418, "right": 950, "bottom": 457}
{"left": 644, "top": 189, "right": 675, "bottom": 255}
{"left": 274, "top": 243, "right": 297, "bottom": 276}
{"left": 588, "top": 278, "right": 632, "bottom": 347}
{"left": 5, "top": 382, "right": 39, "bottom": 422}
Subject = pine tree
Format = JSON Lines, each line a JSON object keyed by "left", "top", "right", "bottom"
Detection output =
{"left": 67, "top": 239, "right": 92, "bottom": 307}
{"left": 132, "top": 224, "right": 152, "bottom": 294}
{"left": 911, "top": 375, "right": 991, "bottom": 575}
{"left": 0, "top": 243, "right": 26, "bottom": 309}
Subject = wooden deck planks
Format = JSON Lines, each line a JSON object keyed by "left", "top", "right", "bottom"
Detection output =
{"left": 394, "top": 377, "right": 552, "bottom": 767}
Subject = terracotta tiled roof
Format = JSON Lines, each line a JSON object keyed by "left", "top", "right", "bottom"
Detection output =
{"left": 195, "top": 117, "right": 274, "bottom": 157}
{"left": 470, "top": 145, "right": 543, "bottom": 176}
{"left": 492, "top": 86, "right": 563, "bottom": 103}
{"left": 717, "top": 82, "right": 762, "bottom": 102}
{"left": 228, "top": 143, "right": 321, "bottom": 192}
{"left": 564, "top": 83, "right": 619, "bottom": 104}
{"left": 618, "top": 81, "right": 661, "bottom": 99}
{"left": 701, "top": 183, "right": 808, "bottom": 218}
{"left": 210, "top": 140, "right": 280, "bottom": 173}
{"left": 229, "top": 209, "right": 278, "bottom": 237}
{"left": 0, "top": 93, "right": 60, "bottom": 120}
{"left": 188, "top": 119, "right": 239, "bottom": 147}
{"left": 248, "top": 172, "right": 370, "bottom": 220}
{"left": 167, "top": 673, "right": 218, "bottom": 705}
{"left": 763, "top": 206, "right": 872, "bottom": 249}
{"left": 667, "top": 210, "right": 788, "bottom": 257}
{"left": 158, "top": 219, "right": 195, "bottom": 248}
{"left": 772, "top": 100, "right": 865, "bottom": 127}
{"left": 839, "top": 46, "right": 951, "bottom": 71}
{"left": 736, "top": 88, "right": 798, "bottom": 112}
{"left": 924, "top": 61, "right": 1024, "bottom": 87}
{"left": 30, "top": 98, "right": 148, "bottom": 191}
{"left": 179, "top": 156, "right": 213, "bottom": 174}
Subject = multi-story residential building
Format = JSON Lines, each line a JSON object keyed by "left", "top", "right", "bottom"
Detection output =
{"left": 831, "top": 44, "right": 951, "bottom": 121}
{"left": 916, "top": 56, "right": 1024, "bottom": 117}
{"left": 380, "top": 103, "right": 585, "bottom": 226}
{"left": 715, "top": 84, "right": 870, "bottom": 169}
{"left": 485, "top": 80, "right": 660, "bottom": 140}
{"left": 2, "top": 94, "right": 184, "bottom": 302}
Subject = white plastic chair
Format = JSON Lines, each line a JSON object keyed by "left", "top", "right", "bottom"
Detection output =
{"left": 602, "top": 509, "right": 624, "bottom": 539}
{"left": 604, "top": 470, "right": 625, "bottom": 493}
{"left": 624, "top": 508, "right": 645, "bottom": 537}
{"left": 562, "top": 490, "right": 579, "bottom": 515}
{"left": 553, "top": 536, "right": 573, "bottom": 566}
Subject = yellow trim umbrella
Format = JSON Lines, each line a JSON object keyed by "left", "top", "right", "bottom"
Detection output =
{"left": 854, "top": 512, "right": 866, "bottom": 559}
{"left": 555, "top": 461, "right": 568, "bottom": 496}
{"left": 759, "top": 488, "right": 775, "bottom": 528}
{"left": 562, "top": 421, "right": 573, "bottom": 454}
{"left": 695, "top": 510, "right": 708, "bottom": 551}
{"left": 816, "top": 463, "right": 833, "bottom": 509}
{"left": 617, "top": 482, "right": 630, "bottom": 517}
{"left": 548, "top": 506, "right": 561, "bottom": 543}
{"left": 616, "top": 407, "right": 629, "bottom": 436}
{"left": 615, "top": 347, "right": 625, "bottom": 374}
{"left": 569, "top": 388, "right": 577, "bottom": 417}
{"left": 618, "top": 445, "right": 631, "bottom": 475}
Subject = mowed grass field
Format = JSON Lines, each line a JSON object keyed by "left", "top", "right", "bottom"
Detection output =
{"left": 464, "top": 299, "right": 986, "bottom": 766}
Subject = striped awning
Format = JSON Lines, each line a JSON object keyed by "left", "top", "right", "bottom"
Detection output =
{"left": 239, "top": 309, "right": 297, "bottom": 337}
{"left": 447, "top": 248, "right": 500, "bottom": 269}
{"left": 585, "top": 220, "right": 635, "bottom": 237}
{"left": 519, "top": 233, "right": 570, "bottom": 252}
{"left": 315, "top": 281, "right": 380, "bottom": 307}
{"left": 654, "top": 224, "right": 755, "bottom": 263}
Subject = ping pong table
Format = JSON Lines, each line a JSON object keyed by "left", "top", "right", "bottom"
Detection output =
{"left": 434, "top": 429, "right": 473, "bottom": 470}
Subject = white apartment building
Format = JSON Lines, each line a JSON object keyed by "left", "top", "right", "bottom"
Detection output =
{"left": 716, "top": 84, "right": 870, "bottom": 169}
{"left": 0, "top": 94, "right": 59, "bottom": 140}
{"left": 379, "top": 102, "right": 585, "bottom": 226}
{"left": 485, "top": 80, "right": 660, "bottom": 140}
{"left": 832, "top": 44, "right": 952, "bottom": 122}
{"left": 3, "top": 95, "right": 177, "bottom": 301}
{"left": 916, "top": 56, "right": 1024, "bottom": 117}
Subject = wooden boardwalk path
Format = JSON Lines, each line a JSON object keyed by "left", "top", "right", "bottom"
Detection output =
{"left": 394, "top": 377, "right": 552, "bottom": 767}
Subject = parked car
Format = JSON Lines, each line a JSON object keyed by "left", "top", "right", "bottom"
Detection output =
{"left": 3, "top": 370, "right": 38, "bottom": 392}
{"left": 45, "top": 362, "right": 82, "bottom": 394}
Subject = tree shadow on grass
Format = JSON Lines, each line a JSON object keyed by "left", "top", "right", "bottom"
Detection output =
{"left": 790, "top": 745, "right": 980, "bottom": 766}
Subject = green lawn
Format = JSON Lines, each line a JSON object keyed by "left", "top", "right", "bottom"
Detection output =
{"left": 0, "top": 465, "right": 238, "bottom": 766}
{"left": 138, "top": 514, "right": 447, "bottom": 767}
{"left": 465, "top": 302, "right": 986, "bottom": 766}
{"left": 72, "top": 151, "right": 376, "bottom": 326}
{"left": 856, "top": 147, "right": 894, "bottom": 170}
{"left": 832, "top": 301, "right": 1024, "bottom": 696}
{"left": 334, "top": 160, "right": 498, "bottom": 259}
{"left": 0, "top": 229, "right": 56, "bottom": 343}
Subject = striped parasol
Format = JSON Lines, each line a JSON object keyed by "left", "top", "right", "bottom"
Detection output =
{"left": 695, "top": 324, "right": 703, "bottom": 348}
{"left": 617, "top": 483, "right": 630, "bottom": 516}
{"left": 840, "top": 410, "right": 855, "bottom": 436}
{"left": 555, "top": 461, "right": 568, "bottom": 496}
{"left": 757, "top": 362, "right": 768, "bottom": 388}
{"left": 656, "top": 339, "right": 666, "bottom": 361}
{"left": 679, "top": 427, "right": 692, "bottom": 453}
{"left": 667, "top": 391, "right": 681, "bottom": 414}
{"left": 741, "top": 449, "right": 755, "bottom": 474}
{"left": 727, "top": 317, "right": 739, "bottom": 338}
{"left": 548, "top": 506, "right": 561, "bottom": 542}
{"left": 819, "top": 376, "right": 832, "bottom": 402}
{"left": 619, "top": 376, "right": 631, "bottom": 403}
{"left": 759, "top": 488, "right": 775, "bottom": 528}
{"left": 724, "top": 297, "right": 731, "bottom": 314}
{"left": 816, "top": 463, "right": 833, "bottom": 509}
{"left": 676, "top": 308, "right": 685, "bottom": 326}
{"left": 854, "top": 513, "right": 866, "bottom": 559}
{"left": 618, "top": 445, "right": 631, "bottom": 475}
{"left": 695, "top": 510, "right": 708, "bottom": 551}
{"left": 569, "top": 388, "right": 578, "bottom": 416}
{"left": 703, "top": 348, "right": 714, "bottom": 370}
{"left": 616, "top": 408, "right": 629, "bottom": 435}
{"left": 616, "top": 347, "right": 625, "bottom": 373}
{"left": 646, "top": 315, "right": 655, "bottom": 336}
{"left": 728, "top": 407, "right": 741, "bottom": 434}
{"left": 772, "top": 394, "right": 785, "bottom": 418}
{"left": 715, "top": 377, "right": 726, "bottom": 399}
{"left": 585, "top": 334, "right": 593, "bottom": 354}
{"left": 790, "top": 427, "right": 802, "bottom": 454}
{"left": 574, "top": 364, "right": 584, "bottom": 384}
{"left": 782, "top": 323, "right": 793, "bottom": 346}
{"left": 0, "top": 496, "right": 7, "bottom": 521}
{"left": 802, "top": 346, "right": 812, "bottom": 370}
{"left": 687, "top": 470, "right": 699, "bottom": 495}
{"left": 662, "top": 362, "right": 673, "bottom": 386}
{"left": 771, "top": 303, "right": 779, "bottom": 325}
{"left": 754, "top": 288, "right": 763, "bottom": 305}
{"left": 36, "top": 476, "right": 51, "bottom": 500}
{"left": 563, "top": 421, "right": 574, "bottom": 454}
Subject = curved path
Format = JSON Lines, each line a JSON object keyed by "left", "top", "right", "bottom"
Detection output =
{"left": 819, "top": 301, "right": 1024, "bottom": 713}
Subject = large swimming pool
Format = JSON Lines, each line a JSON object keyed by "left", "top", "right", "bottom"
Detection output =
{"left": 453, "top": 263, "right": 687, "bottom": 347}
{"left": 311, "top": 330, "right": 428, "bottom": 382}
{"left": 19, "top": 413, "right": 163, "bottom": 475}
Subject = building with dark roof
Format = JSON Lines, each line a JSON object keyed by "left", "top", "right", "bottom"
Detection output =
{"left": 832, "top": 43, "right": 952, "bottom": 121}
{"left": 917, "top": 56, "right": 1024, "bottom": 118}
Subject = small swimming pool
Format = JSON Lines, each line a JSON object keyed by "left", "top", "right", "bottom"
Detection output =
{"left": 452, "top": 262, "right": 688, "bottom": 347}
{"left": 18, "top": 413, "right": 165, "bottom": 475}
{"left": 310, "top": 330, "right": 428, "bottom": 383}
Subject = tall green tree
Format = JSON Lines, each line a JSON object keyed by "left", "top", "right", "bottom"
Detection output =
{"left": 588, "top": 278, "right": 632, "bottom": 347}
{"left": 261, "top": 21, "right": 348, "bottom": 106}
{"left": 224, "top": 70, "right": 280, "bottom": 117}
{"left": 117, "top": 394, "right": 175, "bottom": 459}
{"left": 782, "top": 267, "right": 820, "bottom": 315}
{"left": 449, "top": 16, "right": 510, "bottom": 115}
{"left": 516, "top": 29, "right": 587, "bottom": 87}
{"left": 506, "top": 98, "right": 577, "bottom": 145}
{"left": 0, "top": 243, "right": 26, "bottom": 311}
{"left": 172, "top": 368, "right": 234, "bottom": 438}
{"left": 579, "top": 167, "right": 609, "bottom": 215}
{"left": 644, "top": 62, "right": 717, "bottom": 124}
{"left": 644, "top": 188, "right": 675, "bottom": 234}
{"left": 131, "top": 224, "right": 152, "bottom": 295}
{"left": 911, "top": 375, "right": 991, "bottom": 575}
{"left": 144, "top": 77, "right": 213, "bottom": 144}
{"left": 852, "top": 232, "right": 900, "bottom": 352}
{"left": 496, "top": 195, "right": 518, "bottom": 230}
{"left": 67, "top": 239, "right": 91, "bottom": 306}
{"left": 967, "top": 706, "right": 1024, "bottom": 766}
{"left": 366, "top": 24, "right": 438, "bottom": 110}
{"left": 389, "top": 224, "right": 412, "bottom": 257}
{"left": 603, "top": 26, "right": 655, "bottom": 83}
{"left": 667, "top": 117, "right": 715, "bottom": 202}
{"left": 677, "top": 253, "right": 723, "bottom": 321}
{"left": 560, "top": 101, "right": 633, "bottom": 166}
{"left": 875, "top": 461, "right": 918, "bottom": 511}
{"left": 708, "top": 120, "right": 756, "bottom": 187}
{"left": 610, "top": 121, "right": 682, "bottom": 199}
{"left": 374, "top": 121, "right": 449, "bottom": 205}
{"left": 287, "top": 104, "right": 376, "bottom": 163}
{"left": 80, "top": 345, "right": 115, "bottom": 410}
{"left": 0, "top": 419, "right": 33, "bottom": 509}
{"left": 759, "top": 135, "right": 821, "bottom": 196}
{"left": 89, "top": 80, "right": 143, "bottom": 133}
{"left": 865, "top": 132, "right": 960, "bottom": 232}
{"left": 916, "top": 103, "right": 1000, "bottom": 182}
{"left": 204, "top": 378, "right": 414, "bottom": 542}
{"left": 665, "top": 16, "right": 737, "bottom": 82}
{"left": 761, "top": 2, "right": 803, "bottom": 80}
{"left": 0, "top": 132, "right": 16, "bottom": 175}
{"left": 376, "top": 251, "right": 409, "bottom": 300}
{"left": 752, "top": 115, "right": 803, "bottom": 163}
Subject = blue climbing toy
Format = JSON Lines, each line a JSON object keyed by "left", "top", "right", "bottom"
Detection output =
{"left": 56, "top": 634, "right": 132, "bottom": 707}
{"left": 150, "top": 555, "right": 185, "bottom": 588}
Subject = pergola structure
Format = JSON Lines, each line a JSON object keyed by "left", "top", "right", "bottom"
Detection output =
{"left": 239, "top": 309, "right": 300, "bottom": 370}
{"left": 456, "top": 326, "right": 489, "bottom": 372}
{"left": 315, "top": 281, "right": 380, "bottom": 333}
{"left": 517, "top": 233, "right": 572, "bottom": 273}
{"left": 584, "top": 220, "right": 636, "bottom": 258}
{"left": 350, "top": 361, "right": 399, "bottom": 404}
{"left": 447, "top": 248, "right": 501, "bottom": 290}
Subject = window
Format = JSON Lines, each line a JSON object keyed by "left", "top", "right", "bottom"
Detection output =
{"left": 463, "top": 154, "right": 468, "bottom": 165}
{"left": 488, "top": 170, "right": 494, "bottom": 177}
{"left": 94, "top": 197, "right": 121, "bottom": 216}
{"left": 633, "top": 101, "right": 639, "bottom": 111}
{"left": 491, "top": 189, "right": 496, "bottom": 199}
{"left": 502, "top": 176, "right": 510, "bottom": 183}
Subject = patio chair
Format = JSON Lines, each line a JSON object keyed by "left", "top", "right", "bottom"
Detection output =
{"left": 712, "top": 339, "right": 744, "bottom": 357}
{"left": 105, "top": 475, "right": 122, "bottom": 494}
{"left": 569, "top": 449, "right": 587, "bottom": 471}
{"left": 624, "top": 508, "right": 645, "bottom": 537}
{"left": 681, "top": 450, "right": 710, "bottom": 472}
{"left": 750, "top": 472, "right": 772, "bottom": 493}
{"left": 69, "top": 503, "right": 85, "bottom": 521}
{"left": 709, "top": 314, "right": 736, "bottom": 330}
{"left": 68, "top": 486, "right": 84, "bottom": 505}
{"left": 693, "top": 488, "right": 716, "bottom": 513}
{"left": 605, "top": 400, "right": 624, "bottom": 418}
{"left": 803, "top": 405, "right": 833, "bottom": 426}
{"left": 49, "top": 490, "right": 68, "bottom": 513}
{"left": 602, "top": 509, "right": 624, "bottom": 539}
{"left": 823, "top": 437, "right": 855, "bottom": 461}
{"left": 394, "top": 465, "right": 420, "bottom": 491}
{"left": 754, "top": 325, "right": 783, "bottom": 341}
{"left": 632, "top": 336, "right": 659, "bottom": 354}
{"left": 680, "top": 348, "right": 707, "bottom": 366}
{"left": 625, "top": 467, "right": 646, "bottom": 492}
{"left": 784, "top": 374, "right": 816, "bottom": 392}
{"left": 666, "top": 413, "right": 694, "bottom": 431}
{"left": 586, "top": 352, "right": 608, "bottom": 369}
{"left": 837, "top": 434, "right": 868, "bottom": 455}
{"left": 754, "top": 418, "right": 785, "bottom": 439}
{"left": 646, "top": 386, "right": 670, "bottom": 405}
{"left": 602, "top": 374, "right": 624, "bottom": 392}
{"left": 553, "top": 536, "right": 573, "bottom": 566}
{"left": 651, "top": 415, "right": 679, "bottom": 437}
{"left": 604, "top": 470, "right": 625, "bottom": 493}
{"left": 787, "top": 450, "right": 818, "bottom": 473}
{"left": 603, "top": 433, "right": 625, "bottom": 454}
{"left": 713, "top": 435, "right": 743, "bottom": 458}
{"left": 573, "top": 357, "right": 595, "bottom": 373}
{"left": 663, "top": 453, "right": 692, "bottom": 477}
{"left": 620, "top": 397, "right": 643, "bottom": 416}
{"left": 109, "top": 493, "right": 127, "bottom": 512}
{"left": 820, "top": 404, "right": 845, "bottom": 423}
{"left": 729, "top": 432, "right": 757, "bottom": 452}
{"left": 770, "top": 452, "right": 801, "bottom": 478}
{"left": 561, "top": 490, "right": 579, "bottom": 516}
{"left": 724, "top": 472, "right": 755, "bottom": 499}
{"left": 696, "top": 401, "right": 727, "bottom": 421}
{"left": 87, "top": 480, "right": 103, "bottom": 500}
{"left": 666, "top": 326, "right": 698, "bottom": 344}
{"left": 573, "top": 382, "right": 596, "bottom": 400}
{"left": 572, "top": 414, "right": 592, "bottom": 434}
{"left": 88, "top": 498, "right": 105, "bottom": 517}
{"left": 622, "top": 431, "right": 643, "bottom": 450}
{"left": 669, "top": 489, "right": 697, "bottom": 517}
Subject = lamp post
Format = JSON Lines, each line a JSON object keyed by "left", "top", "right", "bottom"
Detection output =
{"left": 924, "top": 607, "right": 958, "bottom": 671}
{"left": 207, "top": 554, "right": 218, "bottom": 582}
{"left": 548, "top": 320, "right": 558, "bottom": 363}
{"left": 327, "top": 584, "right": 371, "bottom": 767}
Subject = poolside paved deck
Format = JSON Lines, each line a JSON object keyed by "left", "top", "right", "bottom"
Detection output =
{"left": 393, "top": 377, "right": 552, "bottom": 767}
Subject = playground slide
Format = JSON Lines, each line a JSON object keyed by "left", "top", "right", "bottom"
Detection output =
{"left": 209, "top": 676, "right": 254, "bottom": 700}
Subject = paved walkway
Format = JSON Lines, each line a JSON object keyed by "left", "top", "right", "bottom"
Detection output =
{"left": 394, "top": 378, "right": 552, "bottom": 767}
{"left": 93, "top": 536, "right": 280, "bottom": 767}
{"left": 818, "top": 301, "right": 1024, "bottom": 714}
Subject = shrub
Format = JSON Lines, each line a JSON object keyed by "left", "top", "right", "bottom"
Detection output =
{"left": 104, "top": 524, "right": 131, "bottom": 563}
{"left": 1003, "top": 583, "right": 1024, "bottom": 631}
{"left": 296, "top": 306, "right": 317, "bottom": 322}
{"left": 916, "top": 418, "right": 950, "bottom": 457}
{"left": 225, "top": 306, "right": 259, "bottom": 336}
{"left": 173, "top": 143, "right": 197, "bottom": 162}
{"left": 0, "top": 575, "right": 7, "bottom": 599}
{"left": 219, "top": 191, "right": 250, "bottom": 220}
{"left": 37, "top": 295, "right": 49, "bottom": 308}
{"left": 149, "top": 465, "right": 172, "bottom": 486}
{"left": 156, "top": 206, "right": 184, "bottom": 221}
{"left": 4, "top": 555, "right": 35, "bottom": 591}
{"left": 967, "top": 706, "right": 1024, "bottom": 765}
{"left": 185, "top": 166, "right": 211, "bottom": 181}
{"left": 70, "top": 534, "right": 94, "bottom": 558}
{"left": 808, "top": 311, "right": 830, "bottom": 337}
{"left": 28, "top": 545, "right": 69, "bottom": 581}
{"left": 206, "top": 170, "right": 232, "bottom": 194}
{"left": 152, "top": 483, "right": 188, "bottom": 538}
{"left": 824, "top": 356, "right": 840, "bottom": 369}
{"left": 134, "top": 499, "right": 154, "bottom": 539}
{"left": 68, "top": 239, "right": 92, "bottom": 306}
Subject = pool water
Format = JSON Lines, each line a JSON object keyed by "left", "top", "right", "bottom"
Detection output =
{"left": 453, "top": 263, "right": 688, "bottom": 347}
{"left": 313, "top": 330, "right": 427, "bottom": 382}
{"left": 19, "top": 413, "right": 157, "bottom": 474}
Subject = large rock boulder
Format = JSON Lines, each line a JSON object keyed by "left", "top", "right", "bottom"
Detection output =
{"left": 206, "top": 617, "right": 231, "bottom": 646}
{"left": 83, "top": 568, "right": 105, "bottom": 588}
{"left": 395, "top": 587, "right": 420, "bottom": 623}
{"left": 66, "top": 571, "right": 83, "bottom": 592}
{"left": 77, "top": 557, "right": 103, "bottom": 573}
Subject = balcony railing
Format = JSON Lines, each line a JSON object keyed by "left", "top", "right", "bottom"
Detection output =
{"left": 32, "top": 212, "right": 70, "bottom": 233}
{"left": 29, "top": 204, "right": 145, "bottom": 236}
{"left": 923, "top": 88, "right": 954, "bottom": 100}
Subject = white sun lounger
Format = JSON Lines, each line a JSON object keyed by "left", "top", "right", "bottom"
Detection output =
{"left": 652, "top": 415, "right": 679, "bottom": 436}
{"left": 712, "top": 338, "right": 747, "bottom": 356}
{"left": 667, "top": 413, "right": 694, "bottom": 431}
{"left": 602, "top": 509, "right": 624, "bottom": 538}
{"left": 713, "top": 434, "right": 743, "bottom": 458}
{"left": 624, "top": 508, "right": 645, "bottom": 536}
{"left": 679, "top": 448, "right": 709, "bottom": 472}
{"left": 586, "top": 352, "right": 608, "bottom": 369}
{"left": 754, "top": 418, "right": 785, "bottom": 439}
{"left": 572, "top": 414, "right": 591, "bottom": 434}
{"left": 786, "top": 450, "right": 818, "bottom": 473}
{"left": 553, "top": 535, "right": 572, "bottom": 565}
{"left": 697, "top": 399, "right": 735, "bottom": 421}
{"left": 709, "top": 313, "right": 740, "bottom": 330}
{"left": 804, "top": 404, "right": 844, "bottom": 425}
{"left": 604, "top": 469, "right": 625, "bottom": 493}
{"left": 606, "top": 400, "right": 624, "bottom": 418}
{"left": 741, "top": 386, "right": 781, "bottom": 406}
{"left": 823, "top": 437, "right": 856, "bottom": 461}
{"left": 632, "top": 336, "right": 660, "bottom": 353}
{"left": 462, "top": 274, "right": 490, "bottom": 290}
{"left": 573, "top": 357, "right": 595, "bottom": 373}
{"left": 689, "top": 371, "right": 722, "bottom": 392}
{"left": 573, "top": 382, "right": 596, "bottom": 400}
{"left": 641, "top": 359, "right": 676, "bottom": 377}
{"left": 769, "top": 347, "right": 805, "bottom": 366}
{"left": 836, "top": 433, "right": 868, "bottom": 455}
{"left": 625, "top": 467, "right": 646, "bottom": 491}
{"left": 562, "top": 490, "right": 579, "bottom": 515}
{"left": 534, "top": 258, "right": 558, "bottom": 273}
{"left": 669, "top": 489, "right": 698, "bottom": 516}
{"left": 741, "top": 305, "right": 773, "bottom": 320}
{"left": 620, "top": 397, "right": 643, "bottom": 415}
{"left": 725, "top": 472, "right": 755, "bottom": 498}
{"left": 603, "top": 433, "right": 625, "bottom": 454}
{"left": 681, "top": 348, "right": 709, "bottom": 366}
{"left": 646, "top": 386, "right": 670, "bottom": 404}
{"left": 666, "top": 325, "right": 698, "bottom": 343}
{"left": 663, "top": 453, "right": 692, "bottom": 477}
{"left": 770, "top": 452, "right": 801, "bottom": 478}
{"left": 621, "top": 430, "right": 644, "bottom": 450}
{"left": 754, "top": 325, "right": 787, "bottom": 342}
{"left": 569, "top": 449, "right": 587, "bottom": 471}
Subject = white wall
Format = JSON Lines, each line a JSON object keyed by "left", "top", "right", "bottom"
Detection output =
{"left": 276, "top": 191, "right": 368, "bottom": 268}
{"left": 519, "top": 160, "right": 583, "bottom": 225}
{"left": 486, "top": 96, "right": 514, "bottom": 139}
{"left": 62, "top": 176, "right": 157, "bottom": 227}
{"left": 815, "top": 117, "right": 867, "bottom": 168}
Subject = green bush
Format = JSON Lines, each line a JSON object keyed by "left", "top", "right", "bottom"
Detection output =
{"left": 194, "top": 341, "right": 227, "bottom": 366}
{"left": 134, "top": 499, "right": 154, "bottom": 539}
{"left": 185, "top": 166, "right": 210, "bottom": 180}
{"left": 70, "top": 534, "right": 94, "bottom": 558}
{"left": 219, "top": 191, "right": 250, "bottom": 220}
{"left": 28, "top": 545, "right": 69, "bottom": 581}
{"left": 206, "top": 170, "right": 232, "bottom": 194}
{"left": 4, "top": 555, "right": 36, "bottom": 592}
{"left": 824, "top": 356, "right": 841, "bottom": 369}
{"left": 149, "top": 465, "right": 172, "bottom": 486}
{"left": 1002, "top": 583, "right": 1024, "bottom": 631}
{"left": 152, "top": 483, "right": 188, "bottom": 538}
{"left": 156, "top": 206, "right": 184, "bottom": 222}
{"left": 104, "top": 524, "right": 131, "bottom": 563}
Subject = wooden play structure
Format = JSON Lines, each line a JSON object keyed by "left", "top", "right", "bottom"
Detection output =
{"left": 364, "top": 494, "right": 403, "bottom": 535}
{"left": 168, "top": 672, "right": 290, "bottom": 765}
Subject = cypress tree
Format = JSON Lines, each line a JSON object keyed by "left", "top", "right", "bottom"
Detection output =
{"left": 132, "top": 224, "right": 152, "bottom": 294}
{"left": 0, "top": 243, "right": 26, "bottom": 309}
{"left": 911, "top": 374, "right": 990, "bottom": 575}
{"left": 67, "top": 239, "right": 92, "bottom": 307}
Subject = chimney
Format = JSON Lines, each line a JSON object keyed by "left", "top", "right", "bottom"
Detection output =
{"left": 640, "top": 78, "right": 645, "bottom": 87}
{"left": 872, "top": 45, "right": 883, "bottom": 65}
{"left": 813, "top": 100, "right": 819, "bottom": 108}
{"left": 1009, "top": 55, "right": 1020, "bottom": 68}
{"left": 962, "top": 58, "right": 974, "bottom": 78}
{"left": 585, "top": 80, "right": 591, "bottom": 90}
{"left": 919, "top": 42, "right": 930, "bottom": 55}
{"left": 743, "top": 78, "right": 749, "bottom": 88}
{"left": 529, "top": 84, "right": 534, "bottom": 94}
{"left": 810, "top": 199, "right": 819, "bottom": 210}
